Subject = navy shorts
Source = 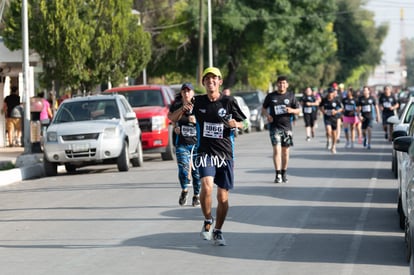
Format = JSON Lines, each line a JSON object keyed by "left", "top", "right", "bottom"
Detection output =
{"left": 324, "top": 117, "right": 337, "bottom": 130}
{"left": 382, "top": 113, "right": 394, "bottom": 126}
{"left": 361, "top": 117, "right": 374, "bottom": 129}
{"left": 303, "top": 113, "right": 315, "bottom": 127}
{"left": 195, "top": 154, "right": 234, "bottom": 190}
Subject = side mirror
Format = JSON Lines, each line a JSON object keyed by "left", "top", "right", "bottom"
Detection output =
{"left": 392, "top": 130, "right": 407, "bottom": 141}
{"left": 393, "top": 136, "right": 413, "bottom": 153}
{"left": 125, "top": 112, "right": 137, "bottom": 120}
{"left": 387, "top": 115, "right": 399, "bottom": 124}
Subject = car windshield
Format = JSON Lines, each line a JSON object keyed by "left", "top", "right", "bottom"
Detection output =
{"left": 54, "top": 99, "right": 119, "bottom": 123}
{"left": 122, "top": 90, "right": 163, "bottom": 107}
{"left": 235, "top": 92, "right": 261, "bottom": 106}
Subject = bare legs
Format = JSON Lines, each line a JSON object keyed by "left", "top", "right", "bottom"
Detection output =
{"left": 200, "top": 176, "right": 228, "bottom": 230}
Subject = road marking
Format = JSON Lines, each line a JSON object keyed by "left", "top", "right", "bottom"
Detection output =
{"left": 341, "top": 145, "right": 383, "bottom": 275}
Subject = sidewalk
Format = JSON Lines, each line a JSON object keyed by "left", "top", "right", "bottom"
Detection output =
{"left": 0, "top": 146, "right": 45, "bottom": 187}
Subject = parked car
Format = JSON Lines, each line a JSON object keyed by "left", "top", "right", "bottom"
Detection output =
{"left": 104, "top": 85, "right": 176, "bottom": 160}
{"left": 234, "top": 96, "right": 252, "bottom": 134}
{"left": 393, "top": 133, "right": 414, "bottom": 264}
{"left": 393, "top": 113, "right": 414, "bottom": 229}
{"left": 388, "top": 96, "right": 414, "bottom": 178}
{"left": 169, "top": 84, "right": 182, "bottom": 95}
{"left": 43, "top": 94, "right": 143, "bottom": 176}
{"left": 234, "top": 90, "right": 267, "bottom": 131}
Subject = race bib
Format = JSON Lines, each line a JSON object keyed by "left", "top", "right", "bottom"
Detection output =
{"left": 325, "top": 109, "right": 333, "bottom": 116}
{"left": 304, "top": 107, "right": 313, "bottom": 114}
{"left": 383, "top": 102, "right": 391, "bottom": 108}
{"left": 362, "top": 105, "right": 371, "bottom": 112}
{"left": 274, "top": 105, "right": 287, "bottom": 115}
{"left": 345, "top": 104, "right": 354, "bottom": 111}
{"left": 203, "top": 122, "right": 224, "bottom": 139}
{"left": 181, "top": 125, "right": 196, "bottom": 137}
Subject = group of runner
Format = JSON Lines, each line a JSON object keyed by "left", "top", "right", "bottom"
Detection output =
{"left": 299, "top": 83, "right": 399, "bottom": 153}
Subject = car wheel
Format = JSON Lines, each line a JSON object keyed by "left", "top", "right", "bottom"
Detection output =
{"left": 161, "top": 126, "right": 175, "bottom": 161}
{"left": 117, "top": 141, "right": 130, "bottom": 172}
{"left": 256, "top": 116, "right": 265, "bottom": 132}
{"left": 131, "top": 139, "right": 143, "bottom": 167}
{"left": 65, "top": 164, "right": 77, "bottom": 173}
{"left": 44, "top": 156, "right": 58, "bottom": 177}
{"left": 399, "top": 196, "right": 405, "bottom": 230}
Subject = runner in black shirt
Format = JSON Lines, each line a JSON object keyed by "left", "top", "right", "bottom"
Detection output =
{"left": 168, "top": 83, "right": 201, "bottom": 207}
{"left": 262, "top": 76, "right": 300, "bottom": 183}
{"left": 300, "top": 87, "right": 319, "bottom": 141}
{"left": 193, "top": 67, "right": 246, "bottom": 246}
{"left": 320, "top": 88, "right": 344, "bottom": 154}
{"left": 378, "top": 86, "right": 399, "bottom": 141}
{"left": 357, "top": 86, "right": 380, "bottom": 149}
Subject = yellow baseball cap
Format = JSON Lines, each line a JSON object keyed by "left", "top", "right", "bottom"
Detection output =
{"left": 202, "top": 67, "right": 222, "bottom": 79}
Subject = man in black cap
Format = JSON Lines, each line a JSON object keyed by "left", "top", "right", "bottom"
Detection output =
{"left": 168, "top": 83, "right": 201, "bottom": 207}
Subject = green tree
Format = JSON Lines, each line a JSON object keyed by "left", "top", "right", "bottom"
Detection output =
{"left": 2, "top": 0, "right": 151, "bottom": 93}
{"left": 133, "top": 0, "right": 200, "bottom": 84}
{"left": 333, "top": 0, "right": 387, "bottom": 87}
{"left": 134, "top": 0, "right": 338, "bottom": 91}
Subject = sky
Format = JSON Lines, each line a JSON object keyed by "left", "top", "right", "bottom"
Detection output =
{"left": 364, "top": 0, "right": 414, "bottom": 65}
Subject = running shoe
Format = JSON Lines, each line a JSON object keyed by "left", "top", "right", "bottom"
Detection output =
{"left": 178, "top": 190, "right": 188, "bottom": 206}
{"left": 363, "top": 138, "right": 367, "bottom": 147}
{"left": 306, "top": 136, "right": 310, "bottom": 142}
{"left": 213, "top": 229, "right": 227, "bottom": 246}
{"left": 282, "top": 174, "right": 288, "bottom": 183}
{"left": 274, "top": 174, "right": 282, "bottom": 184}
{"left": 200, "top": 218, "right": 214, "bottom": 240}
{"left": 192, "top": 195, "right": 200, "bottom": 207}
{"left": 367, "top": 144, "right": 371, "bottom": 150}
{"left": 331, "top": 146, "right": 337, "bottom": 154}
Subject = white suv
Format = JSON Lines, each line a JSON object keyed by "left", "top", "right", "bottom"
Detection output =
{"left": 43, "top": 94, "right": 143, "bottom": 176}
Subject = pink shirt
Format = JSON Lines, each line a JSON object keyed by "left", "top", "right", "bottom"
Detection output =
{"left": 40, "top": 99, "right": 51, "bottom": 120}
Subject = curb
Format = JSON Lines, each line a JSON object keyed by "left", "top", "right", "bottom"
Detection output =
{"left": 0, "top": 153, "right": 65, "bottom": 187}
{"left": 0, "top": 162, "right": 45, "bottom": 187}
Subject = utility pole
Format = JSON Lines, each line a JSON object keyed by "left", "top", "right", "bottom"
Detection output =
{"left": 22, "top": 0, "right": 31, "bottom": 154}
{"left": 400, "top": 7, "right": 406, "bottom": 88}
{"left": 207, "top": 0, "right": 213, "bottom": 67}
{"left": 197, "top": 0, "right": 204, "bottom": 86}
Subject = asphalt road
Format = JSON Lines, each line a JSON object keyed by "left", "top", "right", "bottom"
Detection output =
{"left": 0, "top": 119, "right": 408, "bottom": 275}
